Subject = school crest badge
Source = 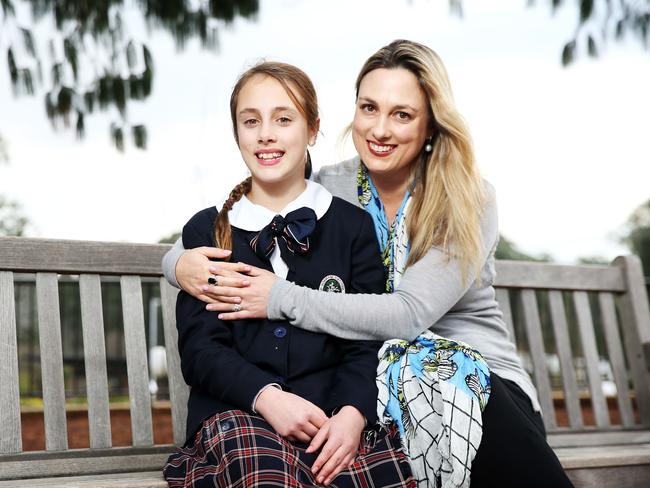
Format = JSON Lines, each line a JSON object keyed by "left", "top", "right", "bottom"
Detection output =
{"left": 319, "top": 275, "right": 345, "bottom": 293}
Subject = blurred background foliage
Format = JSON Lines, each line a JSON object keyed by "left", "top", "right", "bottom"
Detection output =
{"left": 2, "top": 0, "right": 259, "bottom": 151}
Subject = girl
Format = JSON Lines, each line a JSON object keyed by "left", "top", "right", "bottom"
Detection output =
{"left": 163, "top": 62, "right": 414, "bottom": 487}
{"left": 163, "top": 41, "right": 574, "bottom": 488}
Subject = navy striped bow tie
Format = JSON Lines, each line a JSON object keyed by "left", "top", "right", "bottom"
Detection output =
{"left": 249, "top": 207, "right": 317, "bottom": 260}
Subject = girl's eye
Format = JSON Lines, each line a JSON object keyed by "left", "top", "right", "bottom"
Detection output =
{"left": 395, "top": 111, "right": 411, "bottom": 121}
{"left": 360, "top": 103, "right": 376, "bottom": 113}
{"left": 243, "top": 118, "right": 259, "bottom": 126}
{"left": 277, "top": 116, "right": 292, "bottom": 124}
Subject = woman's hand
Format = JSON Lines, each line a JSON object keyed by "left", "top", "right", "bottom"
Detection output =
{"left": 255, "top": 387, "right": 328, "bottom": 443}
{"left": 307, "top": 406, "right": 365, "bottom": 485}
{"left": 175, "top": 247, "right": 252, "bottom": 303}
{"left": 205, "top": 266, "right": 278, "bottom": 320}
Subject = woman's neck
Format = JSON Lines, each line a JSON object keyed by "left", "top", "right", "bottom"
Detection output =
{"left": 248, "top": 178, "right": 307, "bottom": 213}
{"left": 369, "top": 169, "right": 411, "bottom": 225}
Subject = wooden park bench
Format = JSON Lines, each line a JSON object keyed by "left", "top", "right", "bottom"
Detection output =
{"left": 0, "top": 236, "right": 649, "bottom": 487}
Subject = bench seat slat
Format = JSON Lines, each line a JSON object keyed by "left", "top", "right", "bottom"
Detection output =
{"left": 0, "top": 271, "right": 22, "bottom": 454}
{"left": 549, "top": 290, "right": 583, "bottom": 428}
{"left": 574, "top": 291, "right": 610, "bottom": 427}
{"left": 160, "top": 279, "right": 188, "bottom": 446}
{"left": 36, "top": 273, "right": 68, "bottom": 451}
{"left": 520, "top": 289, "right": 557, "bottom": 430}
{"left": 599, "top": 292, "right": 636, "bottom": 427}
{"left": 121, "top": 276, "right": 154, "bottom": 446}
{"left": 79, "top": 274, "right": 112, "bottom": 449}
{"left": 495, "top": 288, "right": 516, "bottom": 343}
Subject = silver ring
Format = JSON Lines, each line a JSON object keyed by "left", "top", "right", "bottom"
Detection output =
{"left": 233, "top": 303, "right": 242, "bottom": 312}
{"left": 208, "top": 276, "right": 218, "bottom": 286}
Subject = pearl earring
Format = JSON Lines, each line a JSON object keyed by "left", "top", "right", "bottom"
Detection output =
{"left": 424, "top": 140, "right": 433, "bottom": 153}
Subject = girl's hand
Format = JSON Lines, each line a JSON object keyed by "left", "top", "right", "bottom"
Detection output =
{"left": 176, "top": 247, "right": 252, "bottom": 303}
{"left": 206, "top": 266, "right": 278, "bottom": 320}
{"left": 255, "top": 387, "right": 328, "bottom": 443}
{"left": 307, "top": 406, "right": 365, "bottom": 485}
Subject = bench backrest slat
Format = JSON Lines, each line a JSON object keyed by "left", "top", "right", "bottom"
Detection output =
{"left": 79, "top": 274, "right": 112, "bottom": 449}
{"left": 614, "top": 256, "right": 650, "bottom": 424}
{"left": 495, "top": 288, "right": 516, "bottom": 341}
{"left": 495, "top": 260, "right": 626, "bottom": 291}
{"left": 598, "top": 292, "right": 636, "bottom": 427}
{"left": 0, "top": 237, "right": 168, "bottom": 276}
{"left": 0, "top": 271, "right": 22, "bottom": 454}
{"left": 573, "top": 291, "right": 611, "bottom": 427}
{"left": 520, "top": 289, "right": 557, "bottom": 429}
{"left": 35, "top": 273, "right": 68, "bottom": 451}
{"left": 160, "top": 279, "right": 189, "bottom": 445}
{"left": 548, "top": 290, "right": 583, "bottom": 429}
{"left": 120, "top": 276, "right": 154, "bottom": 447}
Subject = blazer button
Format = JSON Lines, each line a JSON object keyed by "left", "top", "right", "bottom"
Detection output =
{"left": 273, "top": 326, "right": 287, "bottom": 338}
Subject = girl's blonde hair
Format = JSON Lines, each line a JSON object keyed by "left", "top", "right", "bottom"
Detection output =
{"left": 214, "top": 62, "right": 319, "bottom": 255}
{"left": 355, "top": 40, "right": 485, "bottom": 280}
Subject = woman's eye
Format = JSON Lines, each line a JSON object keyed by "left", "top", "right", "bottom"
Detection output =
{"left": 360, "top": 104, "right": 376, "bottom": 113}
{"left": 395, "top": 111, "right": 411, "bottom": 121}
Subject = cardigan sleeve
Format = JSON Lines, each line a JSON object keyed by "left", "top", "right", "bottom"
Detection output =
{"left": 162, "top": 237, "right": 185, "bottom": 289}
{"left": 177, "top": 210, "right": 279, "bottom": 411}
{"left": 267, "top": 184, "right": 500, "bottom": 342}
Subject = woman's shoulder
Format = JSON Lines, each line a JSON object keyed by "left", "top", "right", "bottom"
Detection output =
{"left": 315, "top": 156, "right": 360, "bottom": 179}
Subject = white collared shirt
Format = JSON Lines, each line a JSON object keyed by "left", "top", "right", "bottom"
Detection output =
{"left": 225, "top": 180, "right": 333, "bottom": 279}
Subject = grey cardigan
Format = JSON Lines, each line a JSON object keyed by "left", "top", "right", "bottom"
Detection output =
{"left": 162, "top": 157, "right": 540, "bottom": 411}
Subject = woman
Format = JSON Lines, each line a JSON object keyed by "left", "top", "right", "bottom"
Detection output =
{"left": 164, "top": 61, "right": 414, "bottom": 487}
{"left": 163, "top": 41, "right": 573, "bottom": 487}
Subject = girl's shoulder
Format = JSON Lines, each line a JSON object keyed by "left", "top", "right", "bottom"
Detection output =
{"left": 182, "top": 206, "right": 219, "bottom": 248}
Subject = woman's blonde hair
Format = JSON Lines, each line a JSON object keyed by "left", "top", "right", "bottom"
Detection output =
{"left": 355, "top": 40, "right": 485, "bottom": 280}
{"left": 214, "top": 62, "right": 319, "bottom": 256}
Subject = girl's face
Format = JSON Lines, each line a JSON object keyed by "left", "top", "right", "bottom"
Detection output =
{"left": 236, "top": 75, "right": 317, "bottom": 191}
{"left": 352, "top": 68, "right": 431, "bottom": 181}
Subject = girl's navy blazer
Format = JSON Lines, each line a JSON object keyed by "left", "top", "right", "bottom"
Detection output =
{"left": 176, "top": 196, "right": 386, "bottom": 441}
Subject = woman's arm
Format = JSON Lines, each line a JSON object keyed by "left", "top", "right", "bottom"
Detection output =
{"left": 267, "top": 186, "right": 499, "bottom": 341}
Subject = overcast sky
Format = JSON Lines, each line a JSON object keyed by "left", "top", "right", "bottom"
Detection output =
{"left": 1, "top": 0, "right": 649, "bottom": 263}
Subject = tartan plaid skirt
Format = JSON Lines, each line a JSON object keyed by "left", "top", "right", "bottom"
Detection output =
{"left": 163, "top": 410, "right": 415, "bottom": 487}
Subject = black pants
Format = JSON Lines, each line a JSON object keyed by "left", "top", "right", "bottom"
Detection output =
{"left": 470, "top": 374, "right": 574, "bottom": 488}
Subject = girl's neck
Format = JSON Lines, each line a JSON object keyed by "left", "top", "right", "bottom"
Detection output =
{"left": 247, "top": 177, "right": 307, "bottom": 213}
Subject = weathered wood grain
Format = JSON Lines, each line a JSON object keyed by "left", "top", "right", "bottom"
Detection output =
{"left": 0, "top": 272, "right": 21, "bottom": 454}
{"left": 549, "top": 290, "right": 583, "bottom": 429}
{"left": 520, "top": 289, "right": 557, "bottom": 430}
{"left": 160, "top": 279, "right": 188, "bottom": 446}
{"left": 615, "top": 255, "right": 650, "bottom": 425}
{"left": 495, "top": 260, "right": 625, "bottom": 291}
{"left": 0, "top": 237, "right": 170, "bottom": 276}
{"left": 36, "top": 273, "right": 68, "bottom": 451}
{"left": 599, "top": 292, "right": 636, "bottom": 427}
{"left": 120, "top": 276, "right": 154, "bottom": 446}
{"left": 573, "top": 291, "right": 610, "bottom": 427}
{"left": 79, "top": 275, "right": 112, "bottom": 448}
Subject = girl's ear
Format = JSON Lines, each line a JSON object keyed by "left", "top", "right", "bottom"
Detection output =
{"left": 308, "top": 118, "right": 321, "bottom": 146}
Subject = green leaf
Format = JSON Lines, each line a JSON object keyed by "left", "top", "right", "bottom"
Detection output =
{"left": 587, "top": 35, "right": 598, "bottom": 57}
{"left": 579, "top": 0, "right": 594, "bottom": 24}
{"left": 561, "top": 40, "right": 576, "bottom": 66}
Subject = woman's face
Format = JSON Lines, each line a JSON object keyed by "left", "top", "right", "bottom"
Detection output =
{"left": 352, "top": 68, "right": 431, "bottom": 180}
{"left": 236, "top": 75, "right": 317, "bottom": 189}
